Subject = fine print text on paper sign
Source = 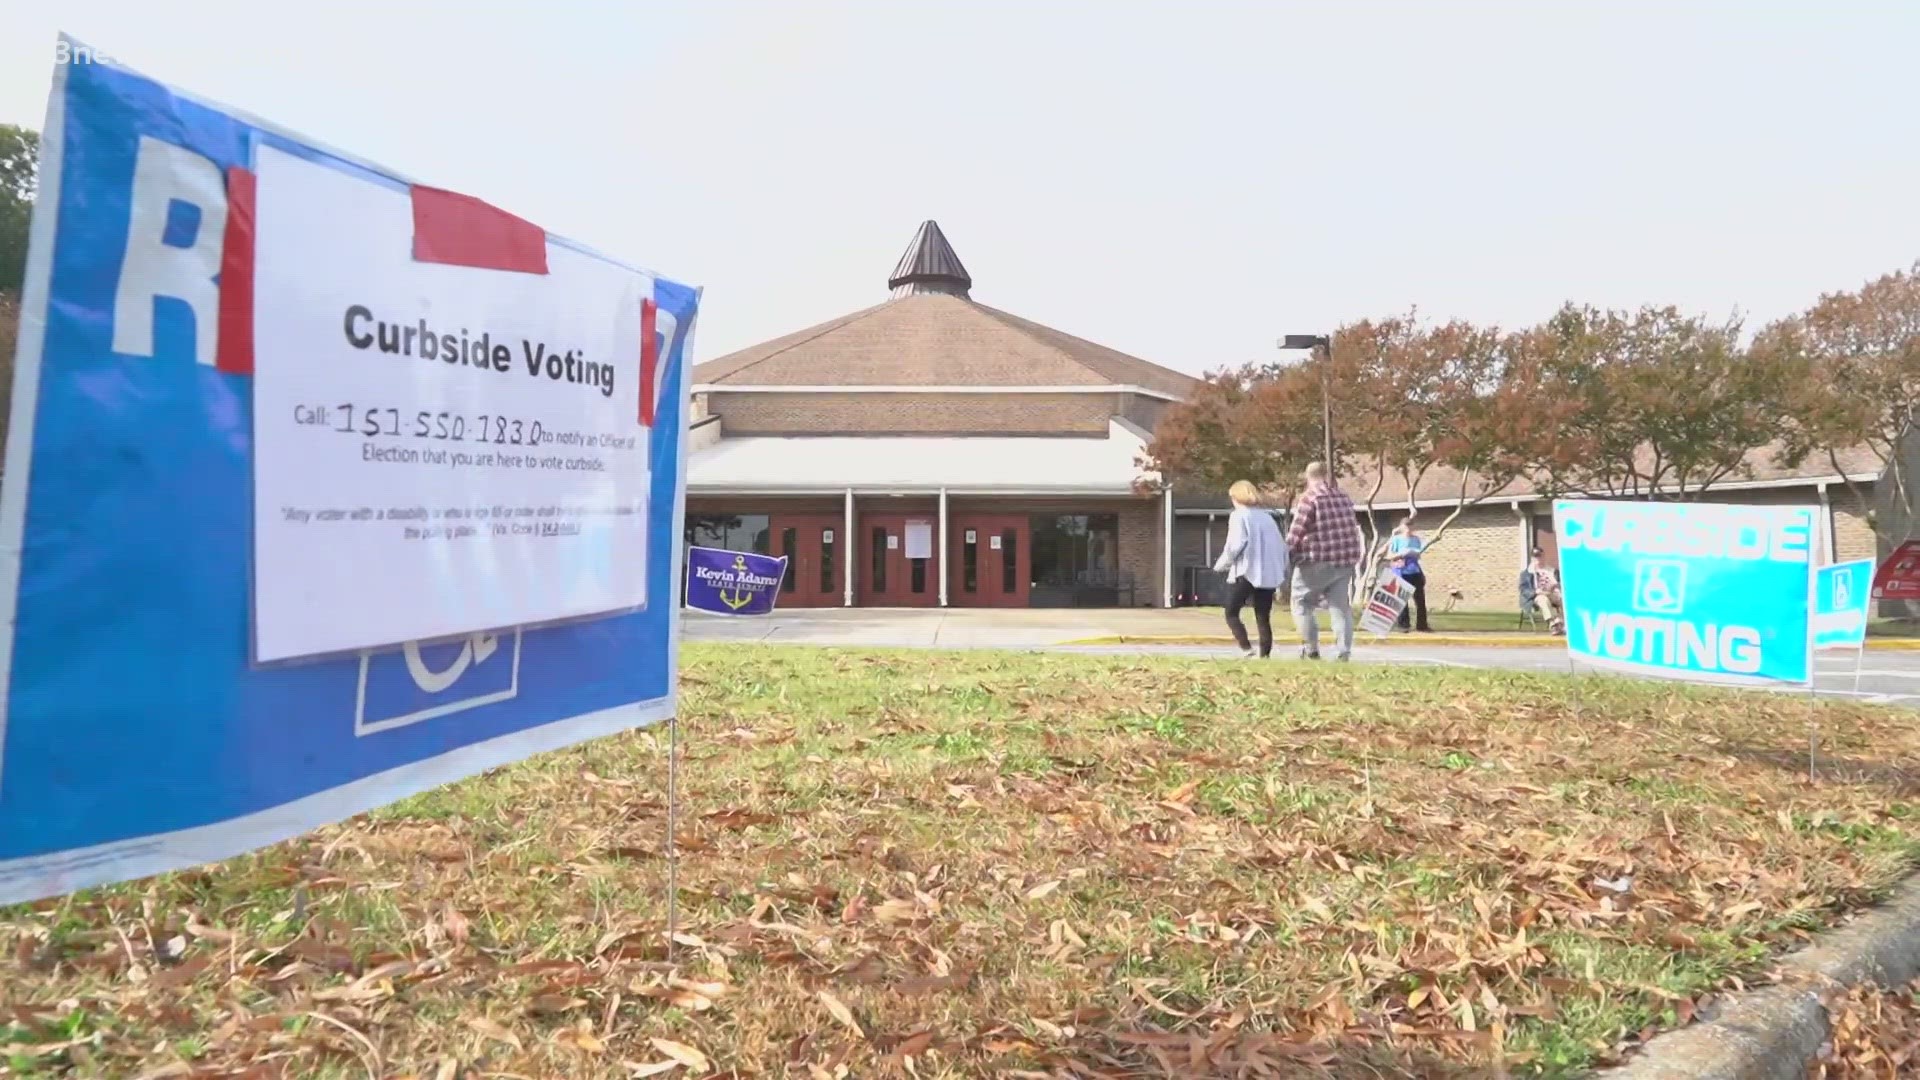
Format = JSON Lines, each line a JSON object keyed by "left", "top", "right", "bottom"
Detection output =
{"left": 251, "top": 146, "right": 655, "bottom": 662}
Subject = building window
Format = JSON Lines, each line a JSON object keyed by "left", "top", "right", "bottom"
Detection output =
{"left": 780, "top": 527, "right": 797, "bottom": 592}
{"left": 682, "top": 514, "right": 772, "bottom": 605}
{"left": 963, "top": 530, "right": 978, "bottom": 593}
{"left": 821, "top": 529, "right": 836, "bottom": 594}
{"left": 871, "top": 526, "right": 888, "bottom": 593}
{"left": 1001, "top": 528, "right": 1017, "bottom": 594}
{"left": 1029, "top": 514, "right": 1123, "bottom": 607}
{"left": 911, "top": 558, "right": 927, "bottom": 594}
{"left": 685, "top": 513, "right": 771, "bottom": 555}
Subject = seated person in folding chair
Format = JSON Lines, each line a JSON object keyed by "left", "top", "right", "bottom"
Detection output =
{"left": 1518, "top": 548, "right": 1564, "bottom": 634}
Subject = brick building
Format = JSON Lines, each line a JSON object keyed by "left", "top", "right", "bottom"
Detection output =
{"left": 688, "top": 221, "right": 1908, "bottom": 612}
{"left": 685, "top": 222, "right": 1197, "bottom": 608}
{"left": 1176, "top": 450, "right": 1892, "bottom": 612}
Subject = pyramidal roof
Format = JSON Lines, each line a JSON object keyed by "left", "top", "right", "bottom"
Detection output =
{"left": 693, "top": 222, "right": 1198, "bottom": 398}
{"left": 887, "top": 220, "right": 972, "bottom": 298}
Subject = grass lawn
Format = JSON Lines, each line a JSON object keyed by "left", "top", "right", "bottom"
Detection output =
{"left": 1870, "top": 618, "right": 1920, "bottom": 640}
{"left": 6, "top": 649, "right": 1920, "bottom": 1078}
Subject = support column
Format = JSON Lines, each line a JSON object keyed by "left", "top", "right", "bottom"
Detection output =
{"left": 1511, "top": 501, "right": 1530, "bottom": 566}
{"left": 938, "top": 487, "right": 950, "bottom": 607}
{"left": 1818, "top": 481, "right": 1835, "bottom": 563}
{"left": 843, "top": 488, "right": 855, "bottom": 607}
{"left": 1162, "top": 488, "right": 1174, "bottom": 608}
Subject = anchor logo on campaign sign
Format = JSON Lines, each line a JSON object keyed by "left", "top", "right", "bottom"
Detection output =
{"left": 717, "top": 555, "right": 757, "bottom": 611}
{"left": 1632, "top": 559, "right": 1688, "bottom": 615}
{"left": 684, "top": 546, "right": 788, "bottom": 617}
{"left": 1832, "top": 571, "right": 1852, "bottom": 613}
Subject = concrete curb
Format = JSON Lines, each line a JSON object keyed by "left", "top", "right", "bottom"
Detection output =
{"left": 1601, "top": 875, "right": 1920, "bottom": 1078}
{"left": 1059, "top": 633, "right": 1560, "bottom": 648}
{"left": 1058, "top": 634, "right": 1920, "bottom": 651}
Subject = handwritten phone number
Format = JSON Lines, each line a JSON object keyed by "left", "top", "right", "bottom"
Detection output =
{"left": 296, "top": 404, "right": 559, "bottom": 447}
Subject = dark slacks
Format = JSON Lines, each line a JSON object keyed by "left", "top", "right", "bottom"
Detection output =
{"left": 1224, "top": 578, "right": 1276, "bottom": 656}
{"left": 1397, "top": 570, "right": 1431, "bottom": 631}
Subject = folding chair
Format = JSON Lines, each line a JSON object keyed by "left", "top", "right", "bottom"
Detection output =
{"left": 1518, "top": 585, "right": 1541, "bottom": 631}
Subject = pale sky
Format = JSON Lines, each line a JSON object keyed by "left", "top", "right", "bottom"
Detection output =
{"left": 3, "top": 1, "right": 1916, "bottom": 374}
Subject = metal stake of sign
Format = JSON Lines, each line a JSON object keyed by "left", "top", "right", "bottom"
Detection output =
{"left": 664, "top": 713, "right": 680, "bottom": 959}
{"left": 1808, "top": 559, "right": 1819, "bottom": 783}
{"left": 1566, "top": 651, "right": 1581, "bottom": 701}
{"left": 1807, "top": 681, "right": 1820, "bottom": 783}
{"left": 1852, "top": 639, "right": 1868, "bottom": 695}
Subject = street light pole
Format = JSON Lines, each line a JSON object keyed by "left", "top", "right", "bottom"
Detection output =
{"left": 1281, "top": 334, "right": 1335, "bottom": 466}
{"left": 1316, "top": 341, "right": 1333, "bottom": 466}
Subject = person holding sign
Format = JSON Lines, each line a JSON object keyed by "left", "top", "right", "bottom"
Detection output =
{"left": 1213, "top": 480, "right": 1289, "bottom": 658}
{"left": 1388, "top": 518, "right": 1432, "bottom": 632}
{"left": 1286, "top": 462, "right": 1365, "bottom": 661}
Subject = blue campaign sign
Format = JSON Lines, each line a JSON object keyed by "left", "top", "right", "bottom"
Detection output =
{"left": 0, "top": 40, "right": 700, "bottom": 904}
{"left": 1812, "top": 559, "right": 1874, "bottom": 651}
{"left": 1554, "top": 499, "right": 1817, "bottom": 686}
{"left": 684, "top": 547, "right": 789, "bottom": 617}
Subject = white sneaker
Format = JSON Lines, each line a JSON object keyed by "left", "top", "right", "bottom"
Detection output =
{"left": 1238, "top": 647, "right": 1257, "bottom": 659}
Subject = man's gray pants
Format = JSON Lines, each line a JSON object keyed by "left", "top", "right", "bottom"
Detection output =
{"left": 1291, "top": 562, "right": 1356, "bottom": 658}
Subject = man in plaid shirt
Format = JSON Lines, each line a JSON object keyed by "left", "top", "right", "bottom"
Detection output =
{"left": 1285, "top": 461, "right": 1364, "bottom": 661}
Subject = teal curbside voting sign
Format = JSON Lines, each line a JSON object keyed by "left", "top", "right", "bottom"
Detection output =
{"left": 1553, "top": 500, "right": 1817, "bottom": 686}
{"left": 1812, "top": 559, "right": 1874, "bottom": 651}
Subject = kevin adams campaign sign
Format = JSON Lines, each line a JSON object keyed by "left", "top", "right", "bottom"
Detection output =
{"left": 0, "top": 39, "right": 701, "bottom": 904}
{"left": 685, "top": 547, "right": 790, "bottom": 617}
{"left": 1554, "top": 499, "right": 1816, "bottom": 686}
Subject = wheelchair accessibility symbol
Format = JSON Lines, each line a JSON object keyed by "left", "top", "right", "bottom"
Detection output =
{"left": 354, "top": 628, "right": 524, "bottom": 736}
{"left": 1632, "top": 559, "right": 1688, "bottom": 615}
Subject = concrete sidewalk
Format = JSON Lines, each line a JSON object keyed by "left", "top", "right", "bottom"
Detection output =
{"left": 681, "top": 607, "right": 1920, "bottom": 651}
{"left": 682, "top": 607, "right": 1149, "bottom": 648}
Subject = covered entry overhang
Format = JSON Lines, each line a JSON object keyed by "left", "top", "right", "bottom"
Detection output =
{"left": 686, "top": 420, "right": 1173, "bottom": 606}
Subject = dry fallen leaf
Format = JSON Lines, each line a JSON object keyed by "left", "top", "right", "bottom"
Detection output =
{"left": 873, "top": 898, "right": 920, "bottom": 924}
{"left": 818, "top": 990, "right": 865, "bottom": 1038}
{"left": 1025, "top": 879, "right": 1063, "bottom": 901}
{"left": 896, "top": 1029, "right": 936, "bottom": 1058}
{"left": 560, "top": 1018, "right": 607, "bottom": 1054}
{"left": 528, "top": 993, "right": 587, "bottom": 1016}
{"left": 649, "top": 1037, "right": 711, "bottom": 1072}
{"left": 442, "top": 905, "right": 472, "bottom": 947}
{"left": 465, "top": 1017, "right": 523, "bottom": 1052}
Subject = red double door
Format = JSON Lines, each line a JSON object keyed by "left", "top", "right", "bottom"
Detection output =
{"left": 859, "top": 513, "right": 940, "bottom": 607}
{"left": 949, "top": 514, "right": 1029, "bottom": 608}
{"left": 774, "top": 511, "right": 1032, "bottom": 608}
{"left": 768, "top": 514, "right": 841, "bottom": 608}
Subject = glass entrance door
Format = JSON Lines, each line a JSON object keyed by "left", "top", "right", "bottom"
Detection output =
{"left": 948, "top": 514, "right": 1029, "bottom": 608}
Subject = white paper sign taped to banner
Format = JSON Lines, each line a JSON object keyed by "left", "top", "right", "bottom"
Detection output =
{"left": 250, "top": 146, "right": 655, "bottom": 662}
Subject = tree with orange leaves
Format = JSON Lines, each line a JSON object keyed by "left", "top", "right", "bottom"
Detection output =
{"left": 1762, "top": 263, "right": 1920, "bottom": 547}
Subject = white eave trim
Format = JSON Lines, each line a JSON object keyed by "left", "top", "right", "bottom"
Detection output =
{"left": 692, "top": 383, "right": 1181, "bottom": 401}
{"left": 1393, "top": 472, "right": 1883, "bottom": 511}
{"left": 1169, "top": 471, "right": 1885, "bottom": 515}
